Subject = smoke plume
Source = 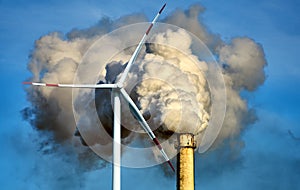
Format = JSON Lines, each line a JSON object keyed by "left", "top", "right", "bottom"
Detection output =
{"left": 23, "top": 4, "right": 267, "bottom": 172}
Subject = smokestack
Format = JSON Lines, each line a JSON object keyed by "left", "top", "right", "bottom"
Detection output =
{"left": 177, "top": 133, "right": 196, "bottom": 190}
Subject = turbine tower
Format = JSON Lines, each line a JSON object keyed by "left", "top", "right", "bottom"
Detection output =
{"left": 23, "top": 3, "right": 174, "bottom": 190}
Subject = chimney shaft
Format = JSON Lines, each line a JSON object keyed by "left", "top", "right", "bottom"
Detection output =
{"left": 177, "top": 133, "right": 196, "bottom": 190}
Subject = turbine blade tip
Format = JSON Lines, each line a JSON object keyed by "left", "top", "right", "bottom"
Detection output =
{"left": 159, "top": 3, "right": 166, "bottom": 14}
{"left": 167, "top": 160, "right": 175, "bottom": 172}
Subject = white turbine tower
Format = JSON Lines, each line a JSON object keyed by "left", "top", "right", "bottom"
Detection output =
{"left": 23, "top": 3, "right": 174, "bottom": 190}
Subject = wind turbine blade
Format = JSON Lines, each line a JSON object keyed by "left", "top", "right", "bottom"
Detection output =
{"left": 23, "top": 82, "right": 117, "bottom": 89}
{"left": 120, "top": 88, "right": 175, "bottom": 172}
{"left": 117, "top": 3, "right": 166, "bottom": 86}
{"left": 113, "top": 90, "right": 121, "bottom": 190}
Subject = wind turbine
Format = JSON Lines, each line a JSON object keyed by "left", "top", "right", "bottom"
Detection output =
{"left": 23, "top": 3, "right": 174, "bottom": 190}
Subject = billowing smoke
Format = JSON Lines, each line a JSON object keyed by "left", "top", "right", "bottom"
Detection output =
{"left": 136, "top": 29, "right": 210, "bottom": 135}
{"left": 22, "top": 4, "right": 267, "bottom": 172}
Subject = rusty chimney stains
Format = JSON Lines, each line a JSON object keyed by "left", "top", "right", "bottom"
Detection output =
{"left": 177, "top": 133, "right": 196, "bottom": 190}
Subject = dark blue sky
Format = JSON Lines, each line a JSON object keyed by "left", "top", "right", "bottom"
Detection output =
{"left": 0, "top": 0, "right": 299, "bottom": 189}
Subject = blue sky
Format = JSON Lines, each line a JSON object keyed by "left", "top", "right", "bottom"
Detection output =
{"left": 0, "top": 0, "right": 299, "bottom": 189}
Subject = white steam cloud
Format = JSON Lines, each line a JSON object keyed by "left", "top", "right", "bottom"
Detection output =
{"left": 23, "top": 4, "right": 267, "bottom": 172}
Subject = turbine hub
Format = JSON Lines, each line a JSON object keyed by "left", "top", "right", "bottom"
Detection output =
{"left": 116, "top": 82, "right": 123, "bottom": 89}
